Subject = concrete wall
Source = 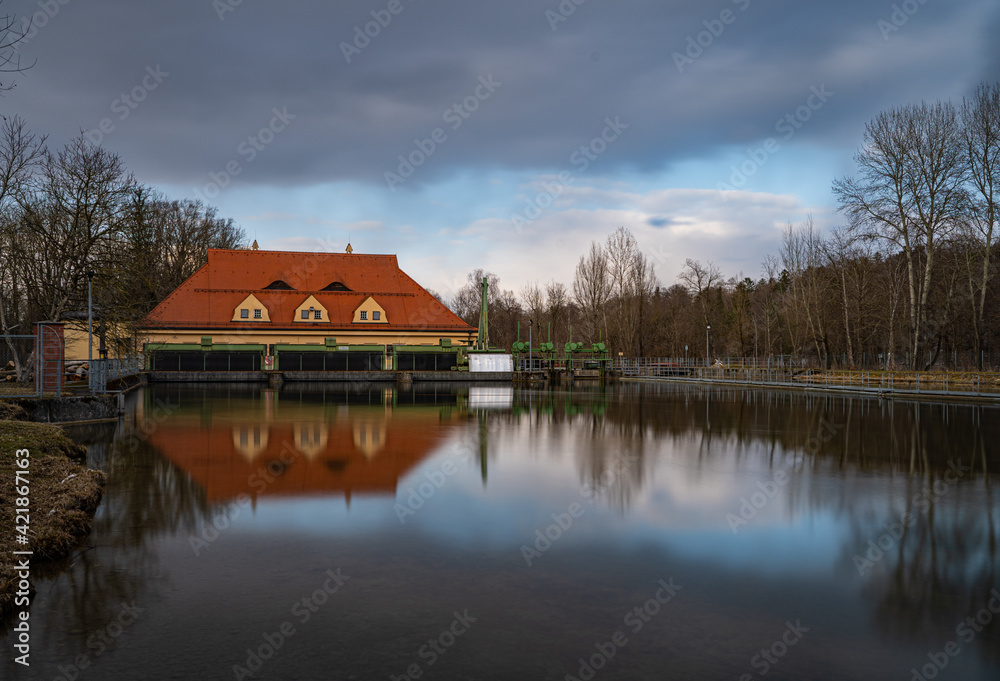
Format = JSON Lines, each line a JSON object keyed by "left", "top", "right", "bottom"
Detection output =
{"left": 145, "top": 370, "right": 513, "bottom": 383}
{"left": 14, "top": 394, "right": 121, "bottom": 423}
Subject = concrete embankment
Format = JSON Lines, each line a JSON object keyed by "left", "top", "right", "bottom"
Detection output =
{"left": 9, "top": 393, "right": 123, "bottom": 424}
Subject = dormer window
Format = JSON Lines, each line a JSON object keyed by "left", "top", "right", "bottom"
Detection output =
{"left": 321, "top": 281, "right": 351, "bottom": 292}
{"left": 294, "top": 296, "right": 328, "bottom": 323}
{"left": 352, "top": 296, "right": 388, "bottom": 324}
{"left": 232, "top": 294, "right": 270, "bottom": 322}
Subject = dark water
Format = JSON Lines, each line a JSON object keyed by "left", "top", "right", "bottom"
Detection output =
{"left": 3, "top": 382, "right": 1000, "bottom": 681}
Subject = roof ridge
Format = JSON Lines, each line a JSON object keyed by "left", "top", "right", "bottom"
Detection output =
{"left": 208, "top": 248, "right": 398, "bottom": 257}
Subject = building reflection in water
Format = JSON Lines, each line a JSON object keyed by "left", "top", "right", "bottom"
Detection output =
{"left": 140, "top": 384, "right": 488, "bottom": 504}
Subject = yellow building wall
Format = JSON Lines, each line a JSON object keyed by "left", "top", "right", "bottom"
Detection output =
{"left": 143, "top": 328, "right": 475, "bottom": 348}
{"left": 64, "top": 321, "right": 139, "bottom": 360}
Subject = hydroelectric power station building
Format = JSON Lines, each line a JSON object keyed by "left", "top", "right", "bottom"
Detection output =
{"left": 142, "top": 246, "right": 479, "bottom": 375}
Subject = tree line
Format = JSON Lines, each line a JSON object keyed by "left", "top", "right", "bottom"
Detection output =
{"left": 0, "top": 117, "right": 245, "bottom": 375}
{"left": 451, "top": 85, "right": 1000, "bottom": 370}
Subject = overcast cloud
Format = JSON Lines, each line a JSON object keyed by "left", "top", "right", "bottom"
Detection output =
{"left": 3, "top": 0, "right": 997, "bottom": 298}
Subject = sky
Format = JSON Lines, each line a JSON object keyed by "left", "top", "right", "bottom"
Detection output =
{"left": 2, "top": 0, "right": 998, "bottom": 301}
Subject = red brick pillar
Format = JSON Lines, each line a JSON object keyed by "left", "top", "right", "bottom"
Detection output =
{"left": 34, "top": 322, "right": 65, "bottom": 393}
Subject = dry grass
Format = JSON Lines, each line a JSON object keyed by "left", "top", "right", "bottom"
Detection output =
{"left": 0, "top": 383, "right": 35, "bottom": 396}
{"left": 0, "top": 416, "right": 105, "bottom": 621}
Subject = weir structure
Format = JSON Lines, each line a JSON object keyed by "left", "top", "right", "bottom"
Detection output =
{"left": 511, "top": 322, "right": 611, "bottom": 382}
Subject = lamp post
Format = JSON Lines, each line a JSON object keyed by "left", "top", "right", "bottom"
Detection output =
{"left": 706, "top": 325, "right": 711, "bottom": 368}
{"left": 86, "top": 269, "right": 95, "bottom": 394}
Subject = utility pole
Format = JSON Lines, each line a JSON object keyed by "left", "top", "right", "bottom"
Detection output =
{"left": 476, "top": 276, "right": 489, "bottom": 351}
{"left": 706, "top": 324, "right": 711, "bottom": 368}
{"left": 529, "top": 319, "right": 533, "bottom": 371}
{"left": 87, "top": 269, "right": 95, "bottom": 394}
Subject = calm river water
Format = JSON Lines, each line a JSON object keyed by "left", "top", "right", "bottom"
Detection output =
{"left": 3, "top": 382, "right": 1000, "bottom": 680}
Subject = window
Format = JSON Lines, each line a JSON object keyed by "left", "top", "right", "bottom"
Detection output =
{"left": 373, "top": 311, "right": 380, "bottom": 321}
{"left": 360, "top": 311, "right": 368, "bottom": 320}
{"left": 254, "top": 309, "right": 262, "bottom": 319}
{"left": 301, "top": 310, "right": 310, "bottom": 320}
{"left": 240, "top": 309, "right": 249, "bottom": 319}
{"left": 314, "top": 310, "right": 322, "bottom": 320}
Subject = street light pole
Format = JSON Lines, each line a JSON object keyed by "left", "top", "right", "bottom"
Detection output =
{"left": 706, "top": 324, "right": 711, "bottom": 368}
{"left": 87, "top": 269, "right": 95, "bottom": 394}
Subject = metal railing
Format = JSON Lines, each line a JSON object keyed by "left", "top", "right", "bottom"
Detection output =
{"left": 87, "top": 355, "right": 145, "bottom": 394}
{"left": 614, "top": 357, "right": 1000, "bottom": 397}
{"left": 613, "top": 356, "right": 797, "bottom": 373}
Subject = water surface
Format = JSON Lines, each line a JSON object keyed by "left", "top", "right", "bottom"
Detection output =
{"left": 4, "top": 382, "right": 999, "bottom": 680}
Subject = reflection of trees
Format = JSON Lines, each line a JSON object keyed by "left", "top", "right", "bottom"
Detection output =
{"left": 30, "top": 398, "right": 214, "bottom": 654}
{"left": 508, "top": 382, "right": 1000, "bottom": 662}
{"left": 533, "top": 381, "right": 999, "bottom": 664}
{"left": 841, "top": 427, "right": 1000, "bottom": 668}
{"left": 506, "top": 382, "right": 647, "bottom": 511}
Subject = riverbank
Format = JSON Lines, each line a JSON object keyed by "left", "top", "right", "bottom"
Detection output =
{"left": 0, "top": 402, "right": 106, "bottom": 622}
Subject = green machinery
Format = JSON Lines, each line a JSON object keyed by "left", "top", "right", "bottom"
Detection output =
{"left": 512, "top": 324, "right": 610, "bottom": 376}
{"left": 512, "top": 322, "right": 557, "bottom": 371}
{"left": 564, "top": 340, "right": 610, "bottom": 373}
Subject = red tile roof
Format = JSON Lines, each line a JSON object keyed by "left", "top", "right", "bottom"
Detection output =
{"left": 144, "top": 249, "right": 476, "bottom": 332}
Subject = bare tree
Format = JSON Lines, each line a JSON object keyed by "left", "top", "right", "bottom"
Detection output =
{"left": 960, "top": 83, "right": 1000, "bottom": 368}
{"left": 13, "top": 137, "right": 137, "bottom": 325}
{"left": 0, "top": 116, "right": 45, "bottom": 378}
{"left": 780, "top": 218, "right": 832, "bottom": 365}
{"left": 834, "top": 101, "right": 968, "bottom": 368}
{"left": 677, "top": 258, "right": 721, "bottom": 329}
{"left": 823, "top": 227, "right": 858, "bottom": 367}
{"left": 544, "top": 280, "right": 568, "bottom": 344}
{"left": 0, "top": 1, "right": 32, "bottom": 93}
{"left": 519, "top": 281, "right": 544, "bottom": 333}
{"left": 605, "top": 227, "right": 644, "bottom": 352}
{"left": 451, "top": 269, "right": 500, "bottom": 328}
{"left": 572, "top": 240, "right": 610, "bottom": 342}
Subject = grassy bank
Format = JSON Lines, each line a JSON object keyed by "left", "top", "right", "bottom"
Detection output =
{"left": 0, "top": 402, "right": 106, "bottom": 621}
